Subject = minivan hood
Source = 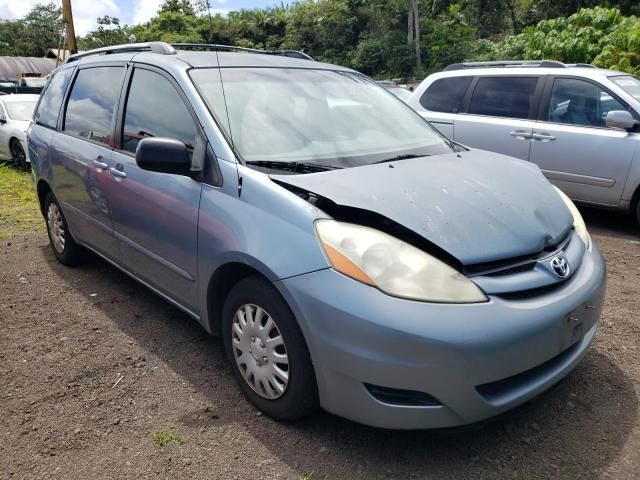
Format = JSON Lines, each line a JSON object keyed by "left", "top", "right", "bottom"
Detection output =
{"left": 271, "top": 150, "right": 573, "bottom": 265}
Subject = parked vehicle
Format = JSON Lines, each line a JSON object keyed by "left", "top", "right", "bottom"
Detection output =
{"left": 29, "top": 43, "right": 605, "bottom": 429}
{"left": 377, "top": 80, "right": 413, "bottom": 102}
{"left": 408, "top": 60, "right": 640, "bottom": 224}
{"left": 0, "top": 93, "right": 38, "bottom": 169}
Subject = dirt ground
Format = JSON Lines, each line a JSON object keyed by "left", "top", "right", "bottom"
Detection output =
{"left": 1, "top": 205, "right": 639, "bottom": 480}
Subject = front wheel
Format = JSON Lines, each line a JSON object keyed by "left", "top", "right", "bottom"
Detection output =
{"left": 222, "top": 276, "right": 318, "bottom": 421}
{"left": 10, "top": 139, "right": 28, "bottom": 171}
{"left": 44, "top": 192, "right": 84, "bottom": 266}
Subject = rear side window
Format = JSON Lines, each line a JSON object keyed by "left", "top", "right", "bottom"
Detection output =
{"left": 122, "top": 68, "right": 197, "bottom": 154}
{"left": 64, "top": 67, "right": 124, "bottom": 146}
{"left": 34, "top": 68, "right": 73, "bottom": 129}
{"left": 420, "top": 76, "right": 472, "bottom": 113}
{"left": 468, "top": 77, "right": 538, "bottom": 119}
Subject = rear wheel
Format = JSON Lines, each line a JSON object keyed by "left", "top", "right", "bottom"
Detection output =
{"left": 10, "top": 139, "right": 28, "bottom": 171}
{"left": 44, "top": 192, "right": 84, "bottom": 266}
{"left": 222, "top": 275, "right": 318, "bottom": 421}
{"left": 636, "top": 200, "right": 640, "bottom": 226}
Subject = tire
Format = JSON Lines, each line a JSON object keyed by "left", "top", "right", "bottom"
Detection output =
{"left": 10, "top": 139, "right": 28, "bottom": 171}
{"left": 43, "top": 192, "right": 84, "bottom": 266}
{"left": 222, "top": 275, "right": 318, "bottom": 421}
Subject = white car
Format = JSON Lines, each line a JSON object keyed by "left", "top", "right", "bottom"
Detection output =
{"left": 0, "top": 94, "right": 39, "bottom": 169}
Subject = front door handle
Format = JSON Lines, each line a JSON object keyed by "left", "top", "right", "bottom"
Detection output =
{"left": 509, "top": 130, "right": 533, "bottom": 140}
{"left": 109, "top": 166, "right": 127, "bottom": 178}
{"left": 532, "top": 132, "right": 556, "bottom": 141}
{"left": 93, "top": 158, "right": 108, "bottom": 170}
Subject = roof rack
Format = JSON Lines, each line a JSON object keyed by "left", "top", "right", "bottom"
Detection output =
{"left": 63, "top": 41, "right": 314, "bottom": 64}
{"left": 64, "top": 42, "right": 176, "bottom": 63}
{"left": 443, "top": 60, "right": 568, "bottom": 71}
{"left": 171, "top": 43, "right": 313, "bottom": 60}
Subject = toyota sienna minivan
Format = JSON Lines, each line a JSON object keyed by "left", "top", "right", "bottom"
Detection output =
{"left": 28, "top": 42, "right": 606, "bottom": 429}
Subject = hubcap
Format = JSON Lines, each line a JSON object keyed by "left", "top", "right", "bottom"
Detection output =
{"left": 47, "top": 203, "right": 65, "bottom": 254}
{"left": 231, "top": 304, "right": 289, "bottom": 399}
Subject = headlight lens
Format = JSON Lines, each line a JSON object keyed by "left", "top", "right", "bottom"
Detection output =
{"left": 314, "top": 220, "right": 487, "bottom": 303}
{"left": 553, "top": 186, "right": 590, "bottom": 248}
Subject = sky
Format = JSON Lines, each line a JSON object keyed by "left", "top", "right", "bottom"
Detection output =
{"left": 0, "top": 0, "right": 281, "bottom": 36}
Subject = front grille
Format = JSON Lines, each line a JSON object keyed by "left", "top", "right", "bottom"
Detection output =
{"left": 475, "top": 339, "right": 582, "bottom": 403}
{"left": 465, "top": 229, "right": 573, "bottom": 278}
{"left": 364, "top": 383, "right": 441, "bottom": 407}
{"left": 496, "top": 282, "right": 564, "bottom": 300}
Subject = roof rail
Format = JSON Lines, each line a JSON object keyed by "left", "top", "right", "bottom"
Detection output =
{"left": 566, "top": 63, "right": 596, "bottom": 68}
{"left": 171, "top": 43, "right": 314, "bottom": 61}
{"left": 64, "top": 42, "right": 176, "bottom": 64}
{"left": 443, "top": 60, "right": 566, "bottom": 71}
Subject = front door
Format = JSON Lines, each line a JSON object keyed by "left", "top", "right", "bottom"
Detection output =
{"left": 109, "top": 66, "right": 203, "bottom": 313}
{"left": 529, "top": 76, "right": 638, "bottom": 206}
{"left": 453, "top": 76, "right": 542, "bottom": 161}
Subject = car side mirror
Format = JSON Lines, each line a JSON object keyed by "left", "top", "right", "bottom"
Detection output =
{"left": 135, "top": 137, "right": 192, "bottom": 175}
{"left": 606, "top": 110, "right": 638, "bottom": 131}
{"left": 0, "top": 117, "right": 6, "bottom": 124}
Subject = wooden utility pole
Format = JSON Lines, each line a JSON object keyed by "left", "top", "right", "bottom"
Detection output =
{"left": 61, "top": 0, "right": 77, "bottom": 54}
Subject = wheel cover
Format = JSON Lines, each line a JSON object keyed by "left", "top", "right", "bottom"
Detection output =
{"left": 231, "top": 304, "right": 289, "bottom": 400}
{"left": 46, "top": 203, "right": 65, "bottom": 254}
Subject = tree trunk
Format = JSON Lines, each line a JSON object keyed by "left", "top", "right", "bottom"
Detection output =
{"left": 407, "top": 0, "right": 414, "bottom": 46}
{"left": 412, "top": 0, "right": 421, "bottom": 70}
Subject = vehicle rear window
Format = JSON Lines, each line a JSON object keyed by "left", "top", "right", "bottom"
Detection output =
{"left": 34, "top": 68, "right": 73, "bottom": 129}
{"left": 468, "top": 77, "right": 538, "bottom": 119}
{"left": 420, "top": 76, "right": 472, "bottom": 113}
{"left": 63, "top": 66, "right": 124, "bottom": 146}
{"left": 5, "top": 101, "right": 37, "bottom": 121}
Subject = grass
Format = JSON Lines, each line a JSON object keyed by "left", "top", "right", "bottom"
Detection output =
{"left": 301, "top": 472, "right": 315, "bottom": 480}
{"left": 152, "top": 427, "right": 184, "bottom": 447}
{"left": 0, "top": 163, "right": 41, "bottom": 239}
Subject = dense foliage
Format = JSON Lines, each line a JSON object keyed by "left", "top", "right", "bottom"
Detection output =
{"left": 0, "top": 1, "right": 639, "bottom": 78}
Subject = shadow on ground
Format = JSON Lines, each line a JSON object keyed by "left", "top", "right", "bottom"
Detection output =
{"left": 44, "top": 243, "right": 637, "bottom": 479}
{"left": 580, "top": 205, "right": 638, "bottom": 239}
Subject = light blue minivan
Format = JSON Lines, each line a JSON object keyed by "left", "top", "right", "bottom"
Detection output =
{"left": 28, "top": 42, "right": 606, "bottom": 429}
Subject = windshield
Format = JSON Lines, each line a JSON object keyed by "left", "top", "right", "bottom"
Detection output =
{"left": 190, "top": 68, "right": 452, "bottom": 168}
{"left": 5, "top": 100, "right": 36, "bottom": 121}
{"left": 611, "top": 75, "right": 640, "bottom": 102}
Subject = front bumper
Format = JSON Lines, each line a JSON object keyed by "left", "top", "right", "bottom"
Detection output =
{"left": 276, "top": 242, "right": 606, "bottom": 429}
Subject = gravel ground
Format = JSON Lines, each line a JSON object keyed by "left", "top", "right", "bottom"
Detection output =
{"left": 1, "top": 207, "right": 639, "bottom": 480}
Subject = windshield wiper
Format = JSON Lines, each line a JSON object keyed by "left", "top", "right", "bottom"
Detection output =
{"left": 374, "top": 154, "right": 425, "bottom": 164}
{"left": 245, "top": 160, "right": 342, "bottom": 173}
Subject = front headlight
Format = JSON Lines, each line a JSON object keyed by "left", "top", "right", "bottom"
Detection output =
{"left": 553, "top": 186, "right": 590, "bottom": 248}
{"left": 314, "top": 220, "right": 487, "bottom": 303}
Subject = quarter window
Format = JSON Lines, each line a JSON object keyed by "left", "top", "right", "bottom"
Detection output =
{"left": 64, "top": 67, "right": 124, "bottom": 146}
{"left": 547, "top": 78, "right": 626, "bottom": 127}
{"left": 420, "top": 76, "right": 472, "bottom": 113}
{"left": 34, "top": 68, "right": 74, "bottom": 129}
{"left": 122, "top": 68, "right": 197, "bottom": 154}
{"left": 468, "top": 77, "right": 538, "bottom": 119}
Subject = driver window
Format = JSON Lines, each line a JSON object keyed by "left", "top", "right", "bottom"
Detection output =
{"left": 547, "top": 78, "right": 626, "bottom": 127}
{"left": 122, "top": 68, "right": 198, "bottom": 154}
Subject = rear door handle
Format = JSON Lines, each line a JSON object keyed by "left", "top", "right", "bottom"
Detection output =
{"left": 532, "top": 133, "right": 556, "bottom": 141}
{"left": 109, "top": 166, "right": 127, "bottom": 178}
{"left": 93, "top": 158, "right": 108, "bottom": 170}
{"left": 509, "top": 130, "right": 533, "bottom": 140}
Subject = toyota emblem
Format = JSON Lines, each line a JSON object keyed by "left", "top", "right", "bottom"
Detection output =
{"left": 551, "top": 255, "right": 570, "bottom": 278}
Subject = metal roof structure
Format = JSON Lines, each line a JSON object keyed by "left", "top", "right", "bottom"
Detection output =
{"left": 0, "top": 56, "right": 56, "bottom": 82}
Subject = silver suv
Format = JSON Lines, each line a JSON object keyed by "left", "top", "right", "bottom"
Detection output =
{"left": 408, "top": 60, "right": 640, "bottom": 224}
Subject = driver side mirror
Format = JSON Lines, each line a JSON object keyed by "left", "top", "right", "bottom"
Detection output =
{"left": 135, "top": 137, "right": 192, "bottom": 175}
{"left": 0, "top": 117, "right": 6, "bottom": 125}
{"left": 606, "top": 110, "right": 638, "bottom": 131}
